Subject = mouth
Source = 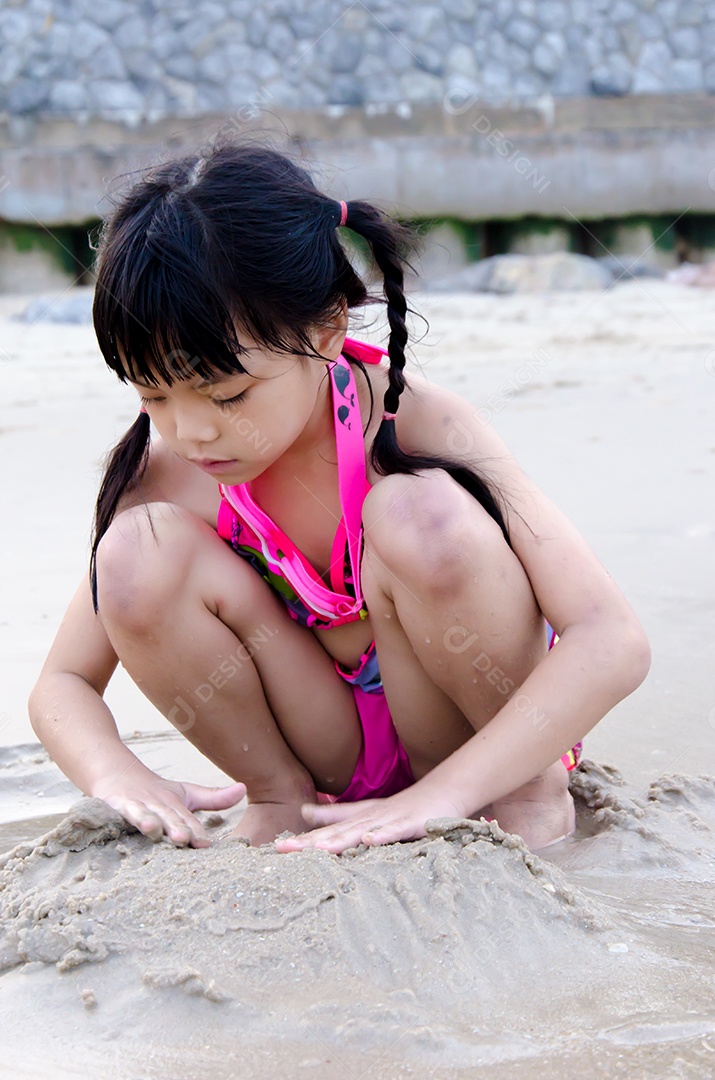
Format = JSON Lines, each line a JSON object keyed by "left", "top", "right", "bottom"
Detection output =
{"left": 190, "top": 458, "right": 240, "bottom": 474}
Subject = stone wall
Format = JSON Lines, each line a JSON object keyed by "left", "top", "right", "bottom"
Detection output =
{"left": 2, "top": 1, "right": 715, "bottom": 290}
{"left": 2, "top": 0, "right": 715, "bottom": 124}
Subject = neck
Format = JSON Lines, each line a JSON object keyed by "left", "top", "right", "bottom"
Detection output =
{"left": 255, "top": 365, "right": 337, "bottom": 490}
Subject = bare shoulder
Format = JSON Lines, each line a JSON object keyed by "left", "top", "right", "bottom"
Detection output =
{"left": 357, "top": 358, "right": 498, "bottom": 467}
{"left": 115, "top": 432, "right": 222, "bottom": 528}
{"left": 352, "top": 356, "right": 495, "bottom": 478}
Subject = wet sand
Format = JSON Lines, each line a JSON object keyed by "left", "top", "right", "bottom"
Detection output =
{"left": 1, "top": 762, "right": 714, "bottom": 1078}
{"left": 1, "top": 281, "right": 714, "bottom": 1075}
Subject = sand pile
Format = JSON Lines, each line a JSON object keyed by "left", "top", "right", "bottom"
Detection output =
{"left": 1, "top": 760, "right": 714, "bottom": 1079}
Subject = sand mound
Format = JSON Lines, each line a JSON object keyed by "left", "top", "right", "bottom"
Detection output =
{"left": 1, "top": 761, "right": 714, "bottom": 1078}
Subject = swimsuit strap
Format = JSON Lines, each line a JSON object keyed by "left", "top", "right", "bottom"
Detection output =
{"left": 219, "top": 337, "right": 387, "bottom": 622}
{"left": 341, "top": 336, "right": 388, "bottom": 367}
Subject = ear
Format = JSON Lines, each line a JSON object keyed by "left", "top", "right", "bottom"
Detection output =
{"left": 311, "top": 300, "right": 348, "bottom": 361}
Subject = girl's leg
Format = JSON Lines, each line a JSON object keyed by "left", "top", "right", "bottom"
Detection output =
{"left": 95, "top": 501, "right": 363, "bottom": 844}
{"left": 360, "top": 470, "right": 574, "bottom": 849}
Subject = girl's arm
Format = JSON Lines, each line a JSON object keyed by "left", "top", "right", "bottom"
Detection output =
{"left": 276, "top": 374, "right": 651, "bottom": 852}
{"left": 28, "top": 574, "right": 245, "bottom": 846}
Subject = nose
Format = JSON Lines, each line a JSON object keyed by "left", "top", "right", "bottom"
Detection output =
{"left": 173, "top": 400, "right": 221, "bottom": 446}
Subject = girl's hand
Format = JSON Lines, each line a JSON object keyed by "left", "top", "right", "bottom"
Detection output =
{"left": 273, "top": 783, "right": 467, "bottom": 855}
{"left": 97, "top": 775, "right": 247, "bottom": 849}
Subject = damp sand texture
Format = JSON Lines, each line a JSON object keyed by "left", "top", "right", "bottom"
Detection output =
{"left": 1, "top": 761, "right": 714, "bottom": 1080}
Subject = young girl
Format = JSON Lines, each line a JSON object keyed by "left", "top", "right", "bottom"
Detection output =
{"left": 28, "top": 142, "right": 650, "bottom": 856}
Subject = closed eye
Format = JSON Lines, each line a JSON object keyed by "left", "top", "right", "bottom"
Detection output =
{"left": 212, "top": 390, "right": 248, "bottom": 412}
{"left": 137, "top": 389, "right": 249, "bottom": 410}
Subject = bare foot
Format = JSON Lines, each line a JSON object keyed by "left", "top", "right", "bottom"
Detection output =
{"left": 228, "top": 800, "right": 316, "bottom": 847}
{"left": 487, "top": 761, "right": 576, "bottom": 851}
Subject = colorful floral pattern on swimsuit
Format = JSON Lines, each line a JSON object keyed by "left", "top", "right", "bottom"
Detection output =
{"left": 223, "top": 511, "right": 367, "bottom": 632}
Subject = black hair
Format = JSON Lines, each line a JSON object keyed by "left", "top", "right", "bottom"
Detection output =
{"left": 89, "top": 139, "right": 511, "bottom": 612}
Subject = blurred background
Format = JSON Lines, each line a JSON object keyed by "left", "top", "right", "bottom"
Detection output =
{"left": 2, "top": 0, "right": 715, "bottom": 289}
{"left": 1, "top": 0, "right": 714, "bottom": 838}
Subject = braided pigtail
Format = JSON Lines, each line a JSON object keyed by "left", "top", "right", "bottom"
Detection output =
{"left": 341, "top": 199, "right": 512, "bottom": 548}
{"left": 89, "top": 411, "right": 151, "bottom": 613}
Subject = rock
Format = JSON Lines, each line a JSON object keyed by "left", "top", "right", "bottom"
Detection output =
{"left": 17, "top": 288, "right": 95, "bottom": 325}
{"left": 513, "top": 71, "right": 547, "bottom": 97}
{"left": 328, "top": 74, "right": 364, "bottom": 107}
{"left": 152, "top": 30, "right": 184, "bottom": 62}
{"left": 82, "top": 43, "right": 128, "bottom": 82}
{"left": 0, "top": 45, "right": 24, "bottom": 86}
{"left": 671, "top": 26, "right": 701, "bottom": 58}
{"left": 426, "top": 252, "right": 616, "bottom": 293}
{"left": 596, "top": 255, "right": 665, "bottom": 280}
{"left": 124, "top": 49, "right": 163, "bottom": 82}
{"left": 551, "top": 58, "right": 591, "bottom": 95}
{"left": 91, "top": 0, "right": 128, "bottom": 31}
{"left": 114, "top": 17, "right": 151, "bottom": 52}
{"left": 505, "top": 16, "right": 539, "bottom": 49}
{"left": 330, "top": 36, "right": 363, "bottom": 74}
{"left": 246, "top": 9, "right": 268, "bottom": 47}
{"left": 446, "top": 43, "right": 478, "bottom": 79}
{"left": 93, "top": 80, "right": 145, "bottom": 121}
{"left": 444, "top": 0, "right": 477, "bottom": 16}
{"left": 670, "top": 58, "right": 704, "bottom": 91}
{"left": 678, "top": 1, "right": 708, "bottom": 26}
{"left": 400, "top": 69, "right": 444, "bottom": 102}
{"left": 167, "top": 53, "right": 200, "bottom": 81}
{"left": 533, "top": 33, "right": 566, "bottom": 77}
{"left": 6, "top": 79, "right": 50, "bottom": 113}
{"left": 414, "top": 43, "right": 445, "bottom": 76}
{"left": 0, "top": 9, "right": 32, "bottom": 46}
{"left": 480, "top": 61, "right": 514, "bottom": 95}
{"left": 637, "top": 12, "right": 665, "bottom": 40}
{"left": 655, "top": 1, "right": 680, "bottom": 29}
{"left": 49, "top": 81, "right": 90, "bottom": 112}
{"left": 591, "top": 54, "right": 633, "bottom": 96}
{"left": 632, "top": 40, "right": 673, "bottom": 93}
{"left": 69, "top": 20, "right": 110, "bottom": 62}
{"left": 535, "top": 1, "right": 570, "bottom": 30}
{"left": 611, "top": 0, "right": 638, "bottom": 22}
{"left": 506, "top": 224, "right": 572, "bottom": 255}
{"left": 666, "top": 261, "right": 715, "bottom": 286}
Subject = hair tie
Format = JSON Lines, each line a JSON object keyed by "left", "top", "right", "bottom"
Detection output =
{"left": 382, "top": 411, "right": 397, "bottom": 421}
{"left": 139, "top": 405, "right": 148, "bottom": 414}
{"left": 337, "top": 200, "right": 348, "bottom": 227}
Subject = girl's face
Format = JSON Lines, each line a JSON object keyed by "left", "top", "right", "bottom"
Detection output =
{"left": 128, "top": 319, "right": 347, "bottom": 483}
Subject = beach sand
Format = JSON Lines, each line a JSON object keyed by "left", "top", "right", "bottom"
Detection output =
{"left": 1, "top": 282, "right": 714, "bottom": 1076}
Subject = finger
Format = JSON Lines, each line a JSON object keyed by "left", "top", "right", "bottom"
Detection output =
{"left": 183, "top": 781, "right": 247, "bottom": 812}
{"left": 364, "top": 813, "right": 428, "bottom": 846}
{"left": 282, "top": 812, "right": 418, "bottom": 853}
{"left": 275, "top": 820, "right": 380, "bottom": 854}
{"left": 122, "top": 800, "right": 164, "bottom": 843}
{"left": 128, "top": 800, "right": 209, "bottom": 849}
{"left": 156, "top": 806, "right": 212, "bottom": 848}
{"left": 360, "top": 820, "right": 407, "bottom": 846}
{"left": 300, "top": 800, "right": 379, "bottom": 826}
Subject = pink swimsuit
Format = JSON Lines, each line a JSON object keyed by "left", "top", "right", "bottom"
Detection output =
{"left": 216, "top": 337, "right": 582, "bottom": 804}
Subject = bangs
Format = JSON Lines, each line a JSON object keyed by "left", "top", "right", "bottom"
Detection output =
{"left": 92, "top": 244, "right": 251, "bottom": 388}
{"left": 92, "top": 202, "right": 333, "bottom": 389}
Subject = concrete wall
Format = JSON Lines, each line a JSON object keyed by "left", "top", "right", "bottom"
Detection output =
{"left": 2, "top": 95, "right": 714, "bottom": 226}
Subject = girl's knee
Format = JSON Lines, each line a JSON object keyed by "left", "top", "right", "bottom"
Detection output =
{"left": 95, "top": 501, "right": 202, "bottom": 629}
{"left": 363, "top": 470, "right": 505, "bottom": 596}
